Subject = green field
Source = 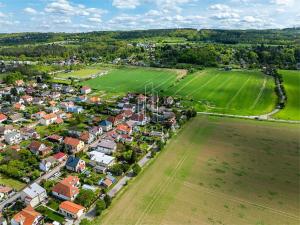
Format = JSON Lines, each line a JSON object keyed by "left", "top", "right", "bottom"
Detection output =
{"left": 55, "top": 68, "right": 106, "bottom": 79}
{"left": 98, "top": 116, "right": 300, "bottom": 225}
{"left": 81, "top": 67, "right": 180, "bottom": 94}
{"left": 82, "top": 67, "right": 276, "bottom": 116}
{"left": 0, "top": 173, "right": 25, "bottom": 191}
{"left": 274, "top": 70, "right": 300, "bottom": 120}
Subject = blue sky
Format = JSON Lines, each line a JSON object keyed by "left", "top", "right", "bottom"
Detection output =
{"left": 0, "top": 0, "right": 299, "bottom": 33}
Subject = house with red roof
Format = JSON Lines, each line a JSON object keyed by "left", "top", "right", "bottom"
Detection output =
{"left": 11, "top": 206, "right": 43, "bottom": 225}
{"left": 14, "top": 103, "right": 26, "bottom": 111}
{"left": 80, "top": 86, "right": 91, "bottom": 94}
{"left": 64, "top": 137, "right": 85, "bottom": 153}
{"left": 40, "top": 113, "right": 57, "bottom": 126}
{"left": 59, "top": 201, "right": 85, "bottom": 219}
{"left": 52, "top": 176, "right": 80, "bottom": 201}
{"left": 0, "top": 113, "right": 7, "bottom": 123}
{"left": 116, "top": 123, "right": 132, "bottom": 135}
{"left": 53, "top": 152, "right": 67, "bottom": 162}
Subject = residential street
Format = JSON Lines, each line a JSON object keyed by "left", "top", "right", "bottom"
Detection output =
{"left": 0, "top": 161, "right": 66, "bottom": 211}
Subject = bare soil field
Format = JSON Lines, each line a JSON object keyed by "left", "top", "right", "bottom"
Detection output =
{"left": 98, "top": 116, "right": 300, "bottom": 225}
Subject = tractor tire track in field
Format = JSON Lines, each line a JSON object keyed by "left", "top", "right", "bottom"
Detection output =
{"left": 183, "top": 181, "right": 300, "bottom": 221}
{"left": 250, "top": 76, "right": 267, "bottom": 110}
{"left": 173, "top": 71, "right": 206, "bottom": 95}
{"left": 135, "top": 153, "right": 189, "bottom": 225}
{"left": 205, "top": 74, "right": 235, "bottom": 100}
{"left": 226, "top": 76, "right": 252, "bottom": 109}
{"left": 187, "top": 73, "right": 221, "bottom": 97}
{"left": 154, "top": 75, "right": 176, "bottom": 90}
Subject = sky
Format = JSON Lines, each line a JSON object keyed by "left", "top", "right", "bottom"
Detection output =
{"left": 0, "top": 0, "right": 299, "bottom": 33}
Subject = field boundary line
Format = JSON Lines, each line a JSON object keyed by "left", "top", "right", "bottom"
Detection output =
{"left": 250, "top": 76, "right": 267, "bottom": 109}
{"left": 183, "top": 181, "right": 300, "bottom": 220}
{"left": 173, "top": 71, "right": 206, "bottom": 95}
{"left": 226, "top": 76, "right": 252, "bottom": 108}
{"left": 135, "top": 153, "right": 189, "bottom": 225}
{"left": 187, "top": 73, "right": 221, "bottom": 97}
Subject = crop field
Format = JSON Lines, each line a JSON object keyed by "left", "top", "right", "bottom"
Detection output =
{"left": 82, "top": 67, "right": 276, "bottom": 116}
{"left": 98, "top": 116, "right": 300, "bottom": 225}
{"left": 274, "top": 70, "right": 300, "bottom": 121}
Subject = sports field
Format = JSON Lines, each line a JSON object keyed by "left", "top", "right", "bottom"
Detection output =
{"left": 274, "top": 70, "right": 300, "bottom": 120}
{"left": 98, "top": 116, "right": 300, "bottom": 225}
{"left": 81, "top": 67, "right": 276, "bottom": 116}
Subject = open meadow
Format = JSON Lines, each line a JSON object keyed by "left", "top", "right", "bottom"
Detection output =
{"left": 81, "top": 67, "right": 276, "bottom": 116}
{"left": 274, "top": 70, "right": 300, "bottom": 121}
{"left": 0, "top": 173, "right": 25, "bottom": 191}
{"left": 98, "top": 116, "right": 300, "bottom": 225}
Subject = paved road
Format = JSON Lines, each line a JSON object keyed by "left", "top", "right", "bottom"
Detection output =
{"left": 0, "top": 161, "right": 66, "bottom": 211}
{"left": 75, "top": 151, "right": 153, "bottom": 224}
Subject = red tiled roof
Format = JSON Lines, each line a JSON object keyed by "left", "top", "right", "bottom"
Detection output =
{"left": 0, "top": 113, "right": 7, "bottom": 121}
{"left": 12, "top": 206, "right": 41, "bottom": 225}
{"left": 43, "top": 113, "right": 57, "bottom": 120}
{"left": 64, "top": 137, "right": 81, "bottom": 147}
{"left": 59, "top": 201, "right": 85, "bottom": 214}
{"left": 52, "top": 176, "right": 79, "bottom": 199}
{"left": 53, "top": 152, "right": 66, "bottom": 160}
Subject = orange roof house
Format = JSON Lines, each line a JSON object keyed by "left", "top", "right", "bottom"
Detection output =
{"left": 14, "top": 103, "right": 25, "bottom": 111}
{"left": 0, "top": 113, "right": 7, "bottom": 123}
{"left": 11, "top": 205, "right": 42, "bottom": 225}
{"left": 52, "top": 176, "right": 80, "bottom": 201}
{"left": 59, "top": 201, "right": 85, "bottom": 219}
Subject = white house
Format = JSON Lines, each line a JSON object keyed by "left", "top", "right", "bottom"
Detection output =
{"left": 4, "top": 132, "right": 21, "bottom": 145}
{"left": 89, "top": 151, "right": 115, "bottom": 168}
{"left": 21, "top": 183, "right": 47, "bottom": 207}
{"left": 40, "top": 113, "right": 57, "bottom": 126}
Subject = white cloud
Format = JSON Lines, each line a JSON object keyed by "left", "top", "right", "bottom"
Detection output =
{"left": 211, "top": 12, "right": 240, "bottom": 20}
{"left": 241, "top": 16, "right": 262, "bottom": 23}
{"left": 112, "top": 0, "right": 140, "bottom": 9}
{"left": 24, "top": 7, "right": 38, "bottom": 14}
{"left": 88, "top": 17, "right": 102, "bottom": 23}
{"left": 45, "top": 0, "right": 106, "bottom": 17}
{"left": 53, "top": 18, "right": 72, "bottom": 24}
{"left": 271, "top": 0, "right": 295, "bottom": 6}
{"left": 209, "top": 4, "right": 231, "bottom": 11}
{"left": 0, "top": 12, "right": 5, "bottom": 17}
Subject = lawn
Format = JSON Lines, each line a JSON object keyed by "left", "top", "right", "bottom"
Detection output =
{"left": 0, "top": 173, "right": 25, "bottom": 191}
{"left": 55, "top": 68, "right": 106, "bottom": 79}
{"left": 82, "top": 67, "right": 276, "bottom": 116}
{"left": 36, "top": 206, "right": 65, "bottom": 223}
{"left": 98, "top": 116, "right": 300, "bottom": 225}
{"left": 274, "top": 70, "right": 300, "bottom": 120}
{"left": 165, "top": 68, "right": 276, "bottom": 115}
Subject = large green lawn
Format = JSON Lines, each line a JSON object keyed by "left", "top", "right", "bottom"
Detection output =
{"left": 165, "top": 69, "right": 276, "bottom": 115}
{"left": 98, "top": 116, "right": 300, "bottom": 225}
{"left": 274, "top": 70, "right": 300, "bottom": 120}
{"left": 81, "top": 67, "right": 179, "bottom": 94}
{"left": 82, "top": 67, "right": 276, "bottom": 116}
{"left": 55, "top": 68, "right": 106, "bottom": 79}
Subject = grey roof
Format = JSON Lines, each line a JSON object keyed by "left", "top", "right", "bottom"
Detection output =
{"left": 98, "top": 139, "right": 116, "bottom": 149}
{"left": 23, "top": 183, "right": 46, "bottom": 198}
